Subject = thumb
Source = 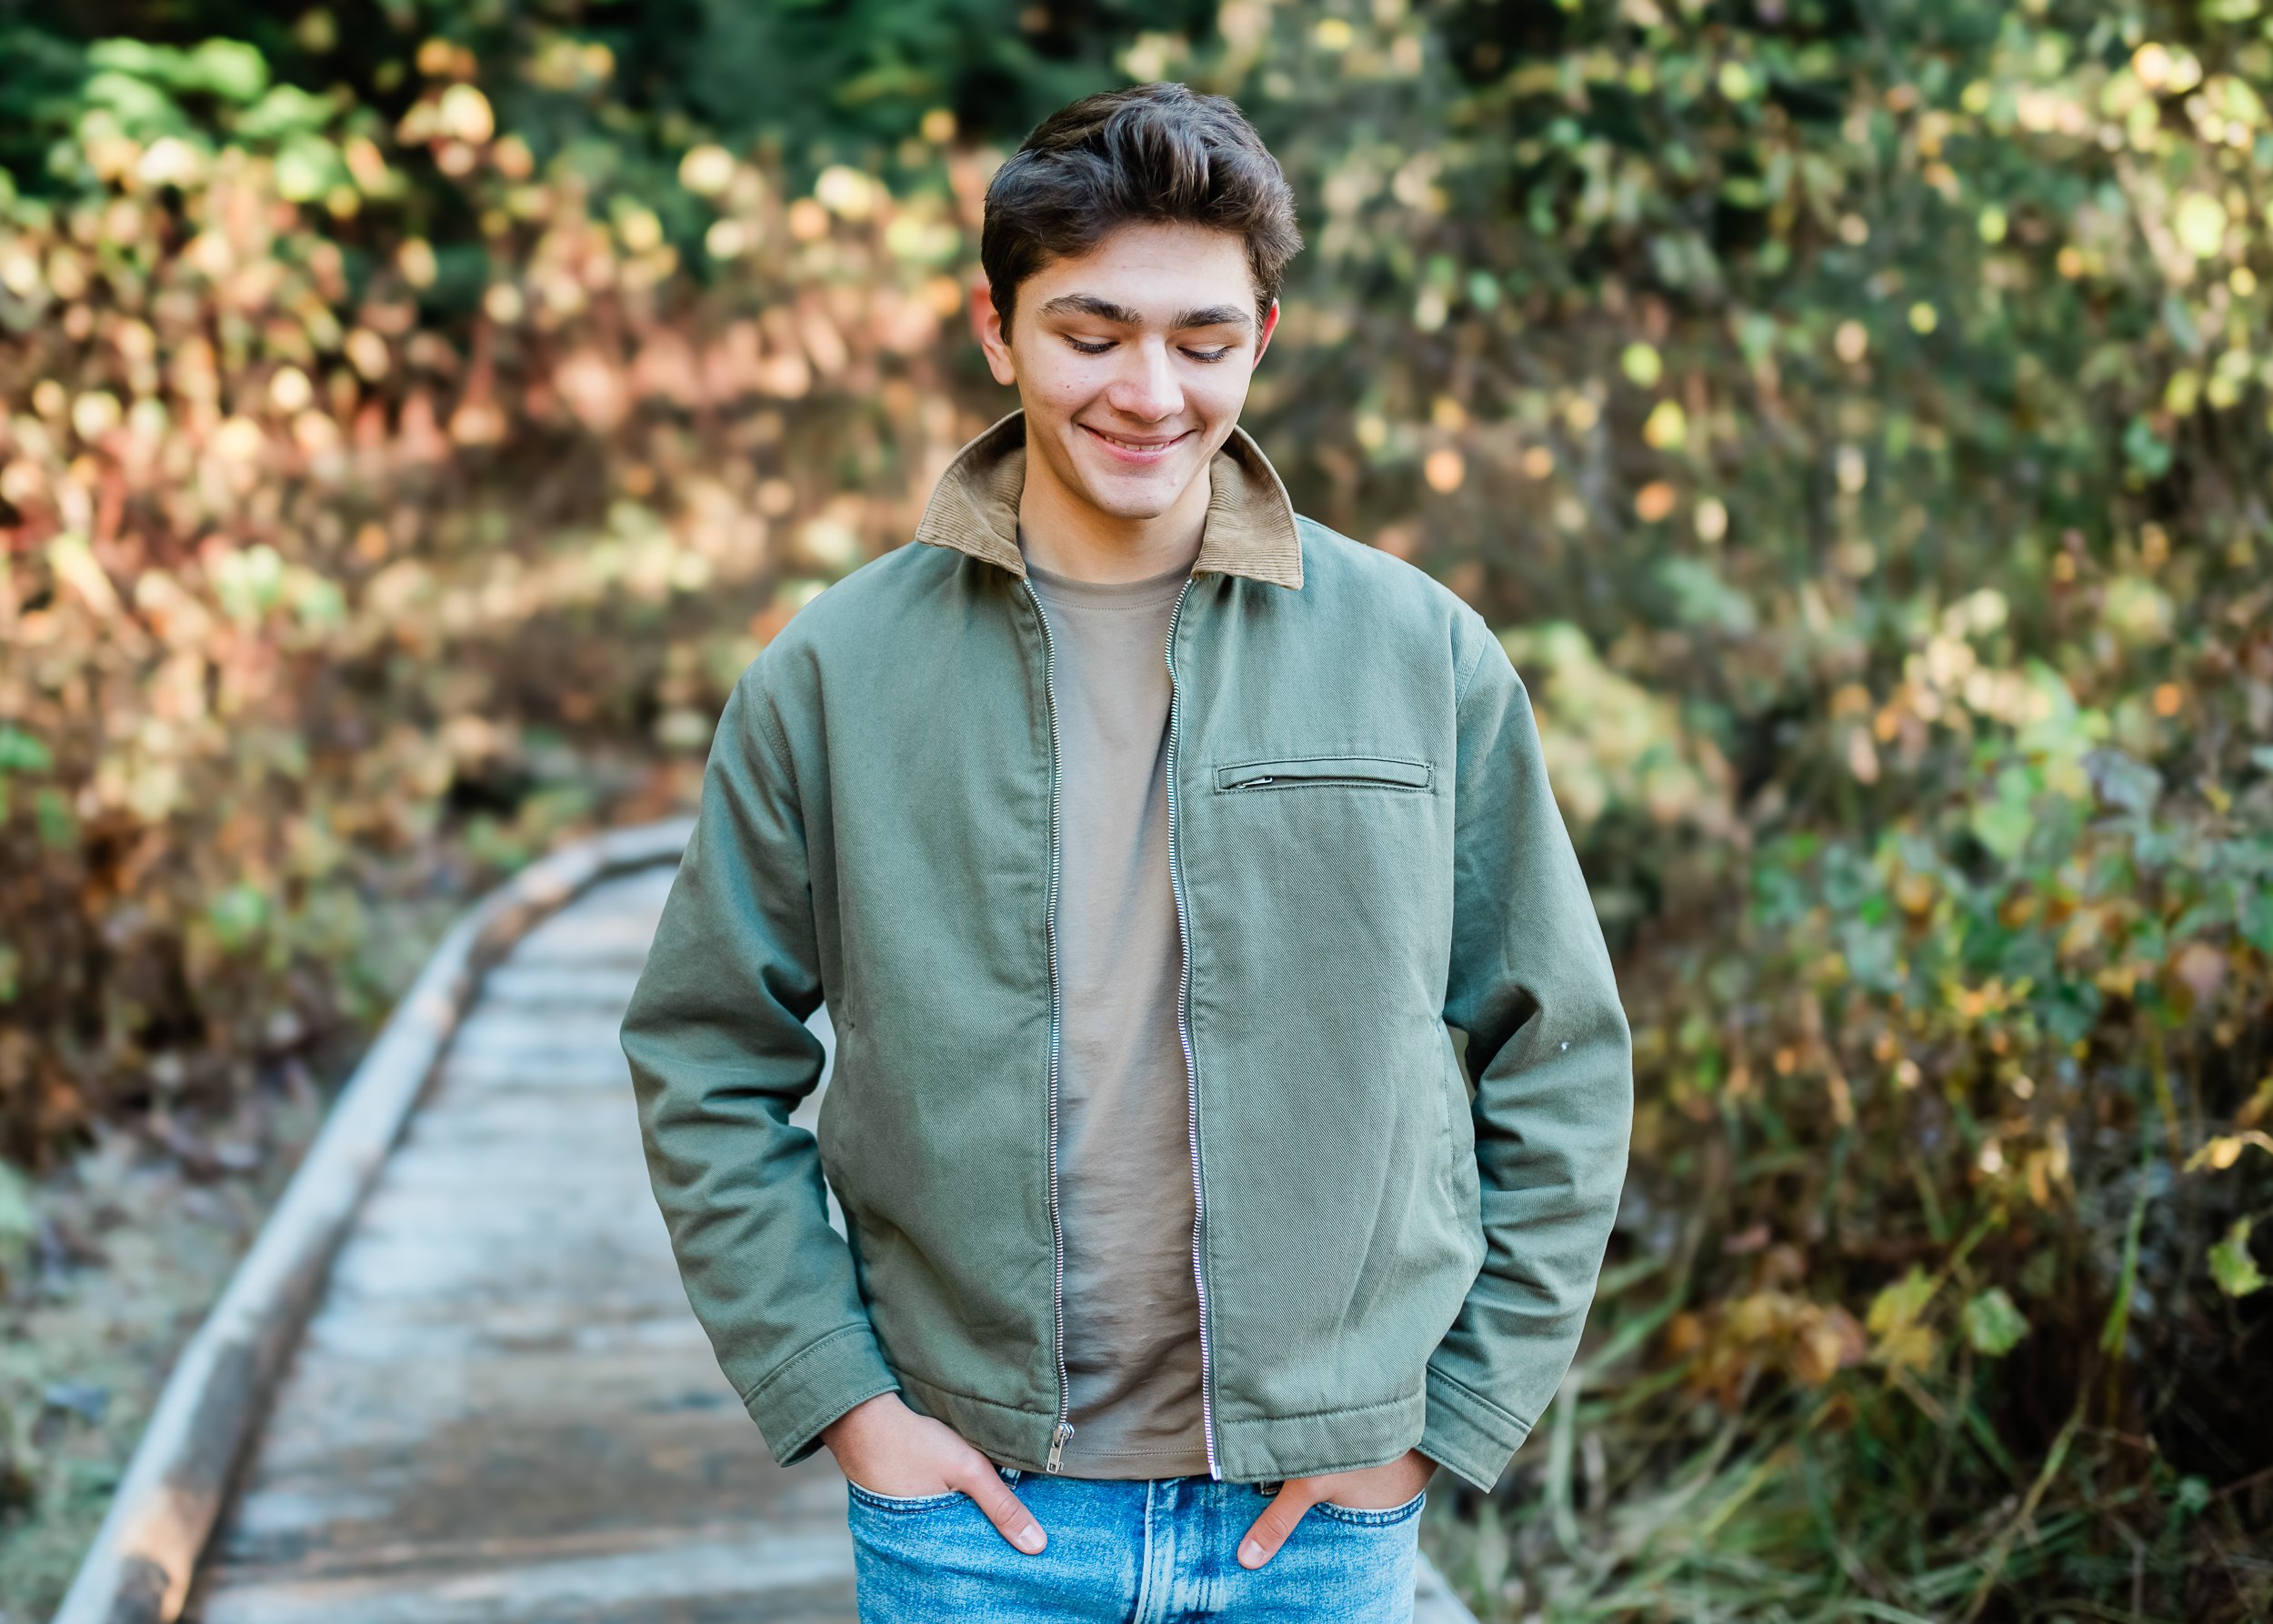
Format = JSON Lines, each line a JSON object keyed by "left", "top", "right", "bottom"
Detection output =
{"left": 1237, "top": 1482, "right": 1312, "bottom": 1569}
{"left": 956, "top": 1462, "right": 1046, "bottom": 1555}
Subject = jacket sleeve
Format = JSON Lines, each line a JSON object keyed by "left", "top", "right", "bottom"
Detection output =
{"left": 619, "top": 659, "right": 900, "bottom": 1467}
{"left": 1421, "top": 623, "right": 1635, "bottom": 1493}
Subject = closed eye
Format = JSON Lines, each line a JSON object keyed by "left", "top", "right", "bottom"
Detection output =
{"left": 1061, "top": 337, "right": 1237, "bottom": 363}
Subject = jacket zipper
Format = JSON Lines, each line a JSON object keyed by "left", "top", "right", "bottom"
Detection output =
{"left": 1022, "top": 578, "right": 1076, "bottom": 1475}
{"left": 1162, "top": 572, "right": 1222, "bottom": 1479}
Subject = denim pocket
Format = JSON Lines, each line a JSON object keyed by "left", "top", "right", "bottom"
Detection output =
{"left": 1311, "top": 1489, "right": 1426, "bottom": 1528}
{"left": 846, "top": 1481, "right": 966, "bottom": 1514}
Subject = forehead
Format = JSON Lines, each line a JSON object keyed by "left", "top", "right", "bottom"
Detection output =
{"left": 1023, "top": 221, "right": 1257, "bottom": 314}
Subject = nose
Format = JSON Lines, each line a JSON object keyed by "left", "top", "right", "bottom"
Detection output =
{"left": 1105, "top": 336, "right": 1182, "bottom": 422}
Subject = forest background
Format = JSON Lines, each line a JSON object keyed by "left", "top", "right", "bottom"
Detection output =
{"left": 1, "top": 0, "right": 2269, "bottom": 1619}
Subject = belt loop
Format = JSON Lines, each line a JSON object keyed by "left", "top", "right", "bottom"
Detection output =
{"left": 1257, "top": 1479, "right": 1284, "bottom": 1498}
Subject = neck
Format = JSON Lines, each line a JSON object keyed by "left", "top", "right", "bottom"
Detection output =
{"left": 1015, "top": 436, "right": 1212, "bottom": 585}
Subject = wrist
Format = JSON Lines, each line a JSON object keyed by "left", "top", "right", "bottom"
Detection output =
{"left": 820, "top": 1391, "right": 903, "bottom": 1452}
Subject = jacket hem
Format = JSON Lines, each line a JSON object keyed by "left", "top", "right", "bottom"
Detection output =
{"left": 895, "top": 1368, "right": 1454, "bottom": 1487}
{"left": 895, "top": 1367, "right": 1062, "bottom": 1472}
{"left": 1211, "top": 1388, "right": 1430, "bottom": 1484}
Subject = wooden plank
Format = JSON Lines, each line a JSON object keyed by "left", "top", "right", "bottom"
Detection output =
{"left": 197, "top": 1523, "right": 860, "bottom": 1624}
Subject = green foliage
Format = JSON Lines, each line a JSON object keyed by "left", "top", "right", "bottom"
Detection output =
{"left": 1213, "top": 0, "right": 2272, "bottom": 1611}
{"left": 2209, "top": 1218, "right": 2266, "bottom": 1297}
{"left": 1963, "top": 1286, "right": 2029, "bottom": 1355}
{"left": 617, "top": 0, "right": 1219, "bottom": 155}
{"left": 85, "top": 38, "right": 270, "bottom": 106}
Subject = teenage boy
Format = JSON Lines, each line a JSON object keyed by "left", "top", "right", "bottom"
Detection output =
{"left": 621, "top": 82, "right": 1633, "bottom": 1621}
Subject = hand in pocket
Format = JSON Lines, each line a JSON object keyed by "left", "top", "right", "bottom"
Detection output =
{"left": 1237, "top": 1447, "right": 1436, "bottom": 1568}
{"left": 822, "top": 1393, "right": 1046, "bottom": 1553}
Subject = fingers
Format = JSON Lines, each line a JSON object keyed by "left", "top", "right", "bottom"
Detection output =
{"left": 1237, "top": 1482, "right": 1313, "bottom": 1569}
{"left": 955, "top": 1461, "right": 1046, "bottom": 1554}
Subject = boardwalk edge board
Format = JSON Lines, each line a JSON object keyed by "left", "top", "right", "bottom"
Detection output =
{"left": 55, "top": 819, "right": 696, "bottom": 1624}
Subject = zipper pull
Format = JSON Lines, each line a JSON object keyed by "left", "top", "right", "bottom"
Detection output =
{"left": 1046, "top": 1420, "right": 1073, "bottom": 1473}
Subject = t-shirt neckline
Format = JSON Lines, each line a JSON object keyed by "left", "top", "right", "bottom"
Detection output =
{"left": 1021, "top": 549, "right": 1194, "bottom": 608}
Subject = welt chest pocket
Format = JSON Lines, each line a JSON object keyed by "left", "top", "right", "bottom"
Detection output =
{"left": 1212, "top": 754, "right": 1434, "bottom": 793}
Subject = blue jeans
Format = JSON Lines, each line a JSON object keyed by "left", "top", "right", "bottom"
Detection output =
{"left": 847, "top": 1467, "right": 1423, "bottom": 1622}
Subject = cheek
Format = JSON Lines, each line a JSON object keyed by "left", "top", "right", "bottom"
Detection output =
{"left": 1023, "top": 359, "right": 1102, "bottom": 408}
{"left": 1186, "top": 370, "right": 1252, "bottom": 423}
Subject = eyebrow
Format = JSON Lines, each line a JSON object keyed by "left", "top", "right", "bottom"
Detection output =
{"left": 1035, "top": 293, "right": 1253, "bottom": 334}
{"left": 1172, "top": 304, "right": 1253, "bottom": 333}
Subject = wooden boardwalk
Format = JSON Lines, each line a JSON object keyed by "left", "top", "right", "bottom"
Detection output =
{"left": 182, "top": 862, "right": 1477, "bottom": 1622}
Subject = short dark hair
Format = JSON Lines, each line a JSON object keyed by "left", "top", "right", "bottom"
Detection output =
{"left": 980, "top": 82, "right": 1302, "bottom": 335}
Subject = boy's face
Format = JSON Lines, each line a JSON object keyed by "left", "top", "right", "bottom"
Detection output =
{"left": 972, "top": 220, "right": 1278, "bottom": 529}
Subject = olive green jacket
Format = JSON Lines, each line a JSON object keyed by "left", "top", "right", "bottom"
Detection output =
{"left": 619, "top": 410, "right": 1633, "bottom": 1493}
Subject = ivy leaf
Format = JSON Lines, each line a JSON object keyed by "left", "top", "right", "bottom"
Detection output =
{"left": 1867, "top": 1266, "right": 1939, "bottom": 1371}
{"left": 2208, "top": 1218, "right": 2265, "bottom": 1298}
{"left": 0, "top": 726, "right": 51, "bottom": 773}
{"left": 1867, "top": 1266, "right": 1935, "bottom": 1335}
{"left": 1971, "top": 799, "right": 2032, "bottom": 864}
{"left": 1963, "top": 1288, "right": 2028, "bottom": 1356}
{"left": 2124, "top": 414, "right": 2174, "bottom": 480}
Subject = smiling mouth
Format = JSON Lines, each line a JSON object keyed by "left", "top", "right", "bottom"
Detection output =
{"left": 1081, "top": 424, "right": 1191, "bottom": 459}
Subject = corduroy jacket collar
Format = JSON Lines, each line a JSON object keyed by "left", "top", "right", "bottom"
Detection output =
{"left": 910, "top": 409, "right": 1304, "bottom": 591}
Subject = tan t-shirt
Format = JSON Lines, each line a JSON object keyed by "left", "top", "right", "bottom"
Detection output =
{"left": 1022, "top": 548, "right": 1211, "bottom": 1479}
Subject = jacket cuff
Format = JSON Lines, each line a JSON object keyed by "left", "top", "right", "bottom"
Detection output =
{"left": 736, "top": 1322, "right": 902, "bottom": 1468}
{"left": 1419, "top": 1362, "right": 1534, "bottom": 1494}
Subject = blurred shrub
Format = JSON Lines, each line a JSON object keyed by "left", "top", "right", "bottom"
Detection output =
{"left": 0, "top": 13, "right": 998, "bottom": 1165}
{"left": 1195, "top": 1, "right": 2272, "bottom": 1615}
{"left": 1, "top": 0, "right": 2270, "bottom": 1618}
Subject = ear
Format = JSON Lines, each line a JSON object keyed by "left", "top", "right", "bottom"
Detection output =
{"left": 1253, "top": 298, "right": 1280, "bottom": 366}
{"left": 970, "top": 279, "right": 1017, "bottom": 386}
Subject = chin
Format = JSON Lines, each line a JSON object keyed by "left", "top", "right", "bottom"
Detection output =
{"left": 1075, "top": 478, "right": 1187, "bottom": 521}
{"left": 1074, "top": 451, "right": 1207, "bottom": 515}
